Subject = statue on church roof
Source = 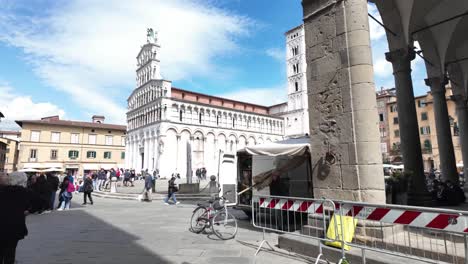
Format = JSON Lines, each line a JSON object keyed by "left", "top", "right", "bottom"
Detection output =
{"left": 146, "top": 28, "right": 158, "bottom": 44}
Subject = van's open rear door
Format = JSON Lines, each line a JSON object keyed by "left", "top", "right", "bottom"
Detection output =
{"left": 218, "top": 153, "right": 237, "bottom": 205}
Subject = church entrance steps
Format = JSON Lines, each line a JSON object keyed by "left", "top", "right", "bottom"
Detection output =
{"left": 93, "top": 190, "right": 211, "bottom": 201}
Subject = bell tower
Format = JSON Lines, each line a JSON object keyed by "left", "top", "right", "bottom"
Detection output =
{"left": 136, "top": 28, "right": 162, "bottom": 87}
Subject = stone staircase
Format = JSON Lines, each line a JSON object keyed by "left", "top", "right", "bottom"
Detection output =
{"left": 93, "top": 190, "right": 211, "bottom": 201}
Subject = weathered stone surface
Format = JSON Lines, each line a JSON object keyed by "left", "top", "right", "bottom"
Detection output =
{"left": 341, "top": 164, "right": 360, "bottom": 189}
{"left": 346, "top": 45, "right": 373, "bottom": 66}
{"left": 353, "top": 109, "right": 380, "bottom": 141}
{"left": 303, "top": 0, "right": 384, "bottom": 203}
{"left": 350, "top": 64, "right": 374, "bottom": 84}
{"left": 350, "top": 82, "right": 379, "bottom": 111}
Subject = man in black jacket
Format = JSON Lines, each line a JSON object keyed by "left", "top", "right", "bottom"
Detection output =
{"left": 0, "top": 172, "right": 37, "bottom": 264}
{"left": 46, "top": 173, "right": 59, "bottom": 211}
{"left": 142, "top": 175, "right": 152, "bottom": 202}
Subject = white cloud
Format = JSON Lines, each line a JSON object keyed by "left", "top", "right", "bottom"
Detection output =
{"left": 266, "top": 47, "right": 285, "bottom": 61}
{"left": 373, "top": 57, "right": 393, "bottom": 77}
{"left": 0, "top": 0, "right": 254, "bottom": 124}
{"left": 217, "top": 85, "right": 287, "bottom": 106}
{"left": 0, "top": 84, "right": 66, "bottom": 130}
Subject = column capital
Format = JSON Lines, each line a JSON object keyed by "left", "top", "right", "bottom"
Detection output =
{"left": 385, "top": 47, "right": 415, "bottom": 74}
{"left": 452, "top": 94, "right": 468, "bottom": 109}
{"left": 425, "top": 76, "right": 448, "bottom": 95}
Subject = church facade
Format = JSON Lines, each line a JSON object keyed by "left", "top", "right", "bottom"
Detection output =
{"left": 125, "top": 27, "right": 308, "bottom": 178}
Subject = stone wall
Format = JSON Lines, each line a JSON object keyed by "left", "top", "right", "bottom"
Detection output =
{"left": 302, "top": 0, "right": 385, "bottom": 202}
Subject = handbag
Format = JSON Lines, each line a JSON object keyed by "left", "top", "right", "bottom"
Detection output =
{"left": 67, "top": 182, "right": 76, "bottom": 193}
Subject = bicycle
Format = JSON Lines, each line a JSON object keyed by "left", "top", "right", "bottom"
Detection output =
{"left": 190, "top": 191, "right": 238, "bottom": 240}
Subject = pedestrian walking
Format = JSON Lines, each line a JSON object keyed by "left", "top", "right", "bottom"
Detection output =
{"left": 0, "top": 172, "right": 37, "bottom": 264}
{"left": 209, "top": 175, "right": 220, "bottom": 199}
{"left": 82, "top": 175, "right": 94, "bottom": 205}
{"left": 164, "top": 176, "right": 180, "bottom": 205}
{"left": 58, "top": 176, "right": 74, "bottom": 211}
{"left": 142, "top": 175, "right": 152, "bottom": 202}
{"left": 201, "top": 168, "right": 207, "bottom": 180}
{"left": 196, "top": 168, "right": 201, "bottom": 182}
{"left": 46, "top": 173, "right": 59, "bottom": 211}
{"left": 123, "top": 169, "right": 130, "bottom": 186}
{"left": 130, "top": 170, "right": 135, "bottom": 187}
{"left": 97, "top": 168, "right": 106, "bottom": 191}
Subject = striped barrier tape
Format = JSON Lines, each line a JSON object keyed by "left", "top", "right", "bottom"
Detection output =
{"left": 257, "top": 197, "right": 468, "bottom": 233}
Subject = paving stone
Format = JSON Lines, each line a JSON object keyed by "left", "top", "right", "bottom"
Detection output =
{"left": 16, "top": 195, "right": 307, "bottom": 264}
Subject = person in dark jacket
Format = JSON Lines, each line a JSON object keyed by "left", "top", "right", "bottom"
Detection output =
{"left": 0, "top": 172, "right": 36, "bottom": 264}
{"left": 97, "top": 169, "right": 106, "bottom": 191}
{"left": 82, "top": 174, "right": 94, "bottom": 205}
{"left": 142, "top": 175, "right": 152, "bottom": 202}
{"left": 31, "top": 174, "right": 51, "bottom": 213}
{"left": 46, "top": 173, "right": 59, "bottom": 211}
{"left": 56, "top": 177, "right": 70, "bottom": 209}
{"left": 163, "top": 176, "right": 179, "bottom": 205}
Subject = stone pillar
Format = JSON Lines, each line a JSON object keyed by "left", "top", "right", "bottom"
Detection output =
{"left": 426, "top": 77, "right": 458, "bottom": 184}
{"left": 143, "top": 136, "right": 149, "bottom": 171}
{"left": 454, "top": 95, "right": 468, "bottom": 195}
{"left": 175, "top": 135, "right": 181, "bottom": 173}
{"left": 385, "top": 48, "right": 430, "bottom": 205}
{"left": 136, "top": 139, "right": 142, "bottom": 172}
{"left": 148, "top": 135, "right": 154, "bottom": 172}
{"left": 153, "top": 136, "right": 159, "bottom": 172}
{"left": 125, "top": 139, "right": 131, "bottom": 169}
{"left": 302, "top": 0, "right": 385, "bottom": 202}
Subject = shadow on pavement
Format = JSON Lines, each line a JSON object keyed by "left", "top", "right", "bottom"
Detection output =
{"left": 16, "top": 201, "right": 177, "bottom": 264}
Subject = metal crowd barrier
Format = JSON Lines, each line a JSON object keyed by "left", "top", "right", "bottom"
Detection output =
{"left": 252, "top": 194, "right": 468, "bottom": 264}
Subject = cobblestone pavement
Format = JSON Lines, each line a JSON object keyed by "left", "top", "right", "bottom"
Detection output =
{"left": 16, "top": 195, "right": 311, "bottom": 264}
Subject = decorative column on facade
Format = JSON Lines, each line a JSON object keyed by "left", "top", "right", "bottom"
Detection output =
{"left": 143, "top": 135, "right": 150, "bottom": 171}
{"left": 425, "top": 77, "right": 458, "bottom": 184}
{"left": 453, "top": 94, "right": 468, "bottom": 196}
{"left": 386, "top": 47, "right": 430, "bottom": 205}
{"left": 153, "top": 134, "right": 159, "bottom": 172}
{"left": 148, "top": 133, "right": 154, "bottom": 172}
{"left": 125, "top": 138, "right": 132, "bottom": 169}
{"left": 203, "top": 137, "right": 208, "bottom": 168}
{"left": 175, "top": 135, "right": 181, "bottom": 173}
{"left": 136, "top": 137, "right": 142, "bottom": 171}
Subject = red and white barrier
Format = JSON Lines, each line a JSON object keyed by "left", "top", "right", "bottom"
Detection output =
{"left": 258, "top": 197, "right": 468, "bottom": 233}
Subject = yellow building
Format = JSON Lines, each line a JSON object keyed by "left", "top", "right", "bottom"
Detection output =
{"left": 0, "top": 130, "right": 21, "bottom": 172}
{"left": 387, "top": 87, "right": 463, "bottom": 171}
{"left": 16, "top": 115, "right": 126, "bottom": 176}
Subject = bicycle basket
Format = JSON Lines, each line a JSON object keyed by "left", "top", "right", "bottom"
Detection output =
{"left": 213, "top": 199, "right": 224, "bottom": 210}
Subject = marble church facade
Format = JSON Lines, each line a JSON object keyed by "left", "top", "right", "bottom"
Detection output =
{"left": 125, "top": 28, "right": 308, "bottom": 178}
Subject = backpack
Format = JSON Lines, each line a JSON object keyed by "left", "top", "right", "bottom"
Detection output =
{"left": 67, "top": 182, "right": 76, "bottom": 193}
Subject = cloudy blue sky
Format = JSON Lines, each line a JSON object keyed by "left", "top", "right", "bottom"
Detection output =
{"left": 0, "top": 0, "right": 428, "bottom": 129}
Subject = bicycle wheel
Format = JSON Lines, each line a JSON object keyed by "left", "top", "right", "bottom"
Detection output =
{"left": 211, "top": 210, "right": 238, "bottom": 240}
{"left": 190, "top": 207, "right": 208, "bottom": 233}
